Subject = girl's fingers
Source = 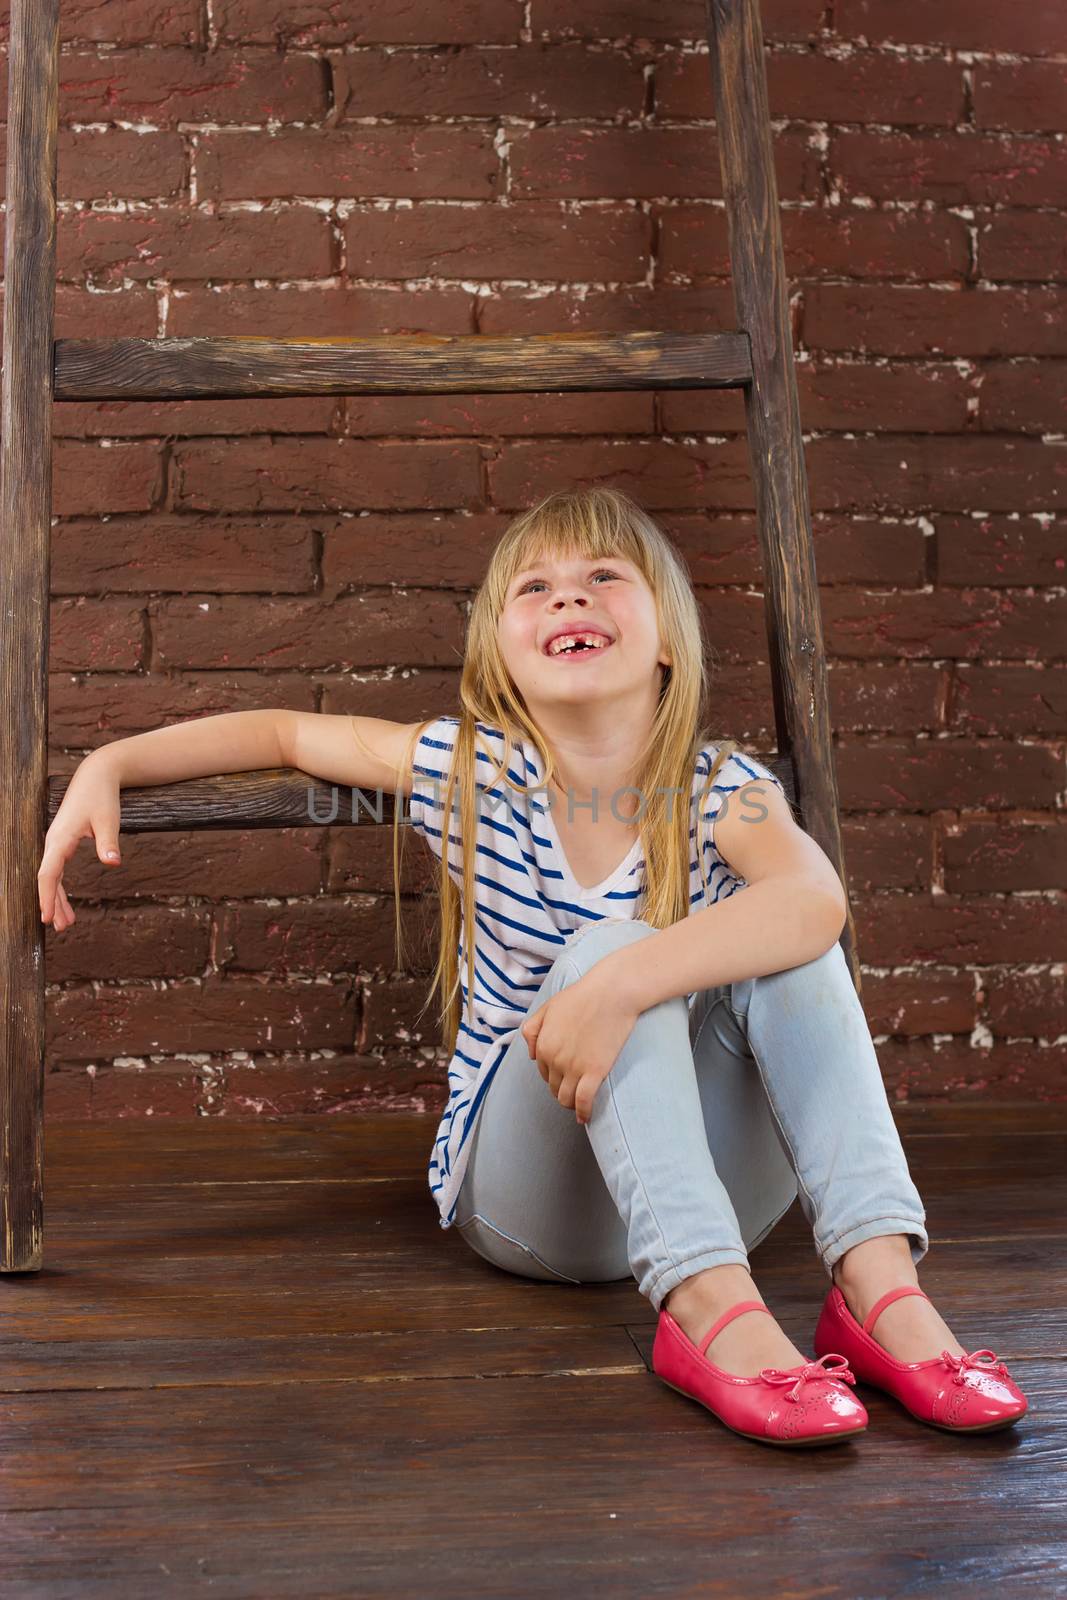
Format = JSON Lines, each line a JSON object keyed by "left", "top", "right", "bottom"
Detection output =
{"left": 46, "top": 881, "right": 74, "bottom": 932}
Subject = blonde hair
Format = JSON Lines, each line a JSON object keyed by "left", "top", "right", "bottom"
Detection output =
{"left": 383, "top": 486, "right": 776, "bottom": 1063}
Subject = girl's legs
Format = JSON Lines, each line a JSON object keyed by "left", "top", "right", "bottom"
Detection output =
{"left": 453, "top": 919, "right": 945, "bottom": 1373}
{"left": 701, "top": 936, "right": 968, "bottom": 1363}
{"left": 453, "top": 918, "right": 803, "bottom": 1374}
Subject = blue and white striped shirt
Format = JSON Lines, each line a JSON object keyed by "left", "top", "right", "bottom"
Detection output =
{"left": 407, "top": 716, "right": 785, "bottom": 1229}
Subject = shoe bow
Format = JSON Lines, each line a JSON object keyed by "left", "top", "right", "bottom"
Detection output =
{"left": 941, "top": 1348, "right": 1009, "bottom": 1385}
{"left": 757, "top": 1352, "right": 857, "bottom": 1403}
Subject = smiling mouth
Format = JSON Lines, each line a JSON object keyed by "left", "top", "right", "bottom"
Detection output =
{"left": 542, "top": 637, "right": 614, "bottom": 659}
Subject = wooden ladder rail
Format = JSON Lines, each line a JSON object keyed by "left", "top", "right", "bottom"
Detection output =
{"left": 1, "top": 0, "right": 855, "bottom": 1273}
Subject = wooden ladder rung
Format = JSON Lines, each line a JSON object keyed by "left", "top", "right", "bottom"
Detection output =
{"left": 52, "top": 331, "right": 752, "bottom": 401}
{"left": 46, "top": 757, "right": 795, "bottom": 834}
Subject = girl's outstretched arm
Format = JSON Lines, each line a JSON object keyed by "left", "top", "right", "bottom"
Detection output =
{"left": 602, "top": 780, "right": 848, "bottom": 1012}
{"left": 39, "top": 710, "right": 426, "bottom": 934}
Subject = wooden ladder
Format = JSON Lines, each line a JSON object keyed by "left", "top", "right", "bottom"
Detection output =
{"left": 0, "top": 0, "right": 856, "bottom": 1273}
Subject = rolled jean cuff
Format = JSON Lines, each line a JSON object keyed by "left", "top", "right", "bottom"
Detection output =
{"left": 646, "top": 1245, "right": 752, "bottom": 1312}
{"left": 820, "top": 1216, "right": 930, "bottom": 1280}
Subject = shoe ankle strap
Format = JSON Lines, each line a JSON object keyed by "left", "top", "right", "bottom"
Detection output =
{"left": 861, "top": 1284, "right": 929, "bottom": 1338}
{"left": 698, "top": 1298, "right": 772, "bottom": 1357}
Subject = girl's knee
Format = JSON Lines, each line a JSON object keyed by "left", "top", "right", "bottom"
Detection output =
{"left": 563, "top": 916, "right": 655, "bottom": 975}
{"left": 770, "top": 940, "right": 848, "bottom": 990}
{"left": 733, "top": 938, "right": 850, "bottom": 1014}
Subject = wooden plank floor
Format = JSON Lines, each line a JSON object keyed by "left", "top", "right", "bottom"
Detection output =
{"left": 1, "top": 1105, "right": 1064, "bottom": 1597}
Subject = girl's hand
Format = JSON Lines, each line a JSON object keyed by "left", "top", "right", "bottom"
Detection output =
{"left": 38, "top": 752, "right": 124, "bottom": 934}
{"left": 520, "top": 967, "right": 641, "bottom": 1125}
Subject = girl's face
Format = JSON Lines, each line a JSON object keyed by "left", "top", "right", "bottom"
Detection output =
{"left": 496, "top": 549, "right": 670, "bottom": 716}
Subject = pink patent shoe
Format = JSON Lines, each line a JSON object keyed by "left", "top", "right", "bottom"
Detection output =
{"left": 652, "top": 1297, "right": 869, "bottom": 1448}
{"left": 813, "top": 1283, "right": 1029, "bottom": 1433}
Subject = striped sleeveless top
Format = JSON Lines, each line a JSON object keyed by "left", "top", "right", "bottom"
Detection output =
{"left": 407, "top": 716, "right": 785, "bottom": 1229}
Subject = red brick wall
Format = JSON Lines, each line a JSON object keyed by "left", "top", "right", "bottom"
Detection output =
{"left": 1, "top": 1, "right": 1063, "bottom": 1117}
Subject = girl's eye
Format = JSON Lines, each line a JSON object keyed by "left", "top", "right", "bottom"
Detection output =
{"left": 518, "top": 568, "right": 618, "bottom": 595}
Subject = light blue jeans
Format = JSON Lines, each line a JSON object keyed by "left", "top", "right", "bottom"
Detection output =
{"left": 453, "top": 918, "right": 929, "bottom": 1311}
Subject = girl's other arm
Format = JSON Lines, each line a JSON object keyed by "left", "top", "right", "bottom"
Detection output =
{"left": 596, "top": 781, "right": 848, "bottom": 1012}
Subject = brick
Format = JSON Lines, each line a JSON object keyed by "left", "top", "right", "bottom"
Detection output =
{"left": 853, "top": 893, "right": 1067, "bottom": 968}
{"left": 196, "top": 128, "right": 501, "bottom": 202}
{"left": 688, "top": 590, "right": 803, "bottom": 661}
{"left": 3, "top": 284, "right": 160, "bottom": 340}
{"left": 949, "top": 666, "right": 1067, "bottom": 736}
{"left": 47, "top": 976, "right": 357, "bottom": 1060}
{"left": 2, "top": 47, "right": 328, "bottom": 125}
{"left": 44, "top": 906, "right": 211, "bottom": 981}
{"left": 477, "top": 283, "right": 738, "bottom": 332}
{"left": 823, "top": 589, "right": 1067, "bottom": 664}
{"left": 53, "top": 440, "right": 161, "bottom": 516}
{"left": 655, "top": 46, "right": 965, "bottom": 126}
{"left": 50, "top": 516, "right": 319, "bottom": 595}
{"left": 48, "top": 673, "right": 320, "bottom": 750}
{"left": 980, "top": 214, "right": 1067, "bottom": 284}
{"left": 360, "top": 976, "right": 439, "bottom": 1052}
{"left": 317, "top": 670, "right": 463, "bottom": 727}
{"left": 805, "top": 435, "right": 1065, "bottom": 514}
{"left": 332, "top": 42, "right": 644, "bottom": 120}
{"left": 985, "top": 970, "right": 1066, "bottom": 1037}
{"left": 510, "top": 127, "right": 820, "bottom": 200}
{"left": 212, "top": 0, "right": 524, "bottom": 46}
{"left": 659, "top": 204, "right": 969, "bottom": 282}
{"left": 171, "top": 437, "right": 483, "bottom": 512}
{"left": 799, "top": 362, "right": 970, "bottom": 433}
{"left": 841, "top": 814, "right": 932, "bottom": 891}
{"left": 874, "top": 1037, "right": 1064, "bottom": 1102}
{"left": 529, "top": 0, "right": 824, "bottom": 44}
{"left": 27, "top": 132, "right": 186, "bottom": 202}
{"left": 862, "top": 972, "right": 976, "bottom": 1036}
{"left": 327, "top": 825, "right": 436, "bottom": 899}
{"left": 697, "top": 662, "right": 940, "bottom": 742}
{"left": 943, "top": 821, "right": 1067, "bottom": 894}
{"left": 782, "top": 209, "right": 969, "bottom": 283}
{"left": 833, "top": 740, "right": 1061, "bottom": 811}
{"left": 650, "top": 508, "right": 927, "bottom": 586}
{"left": 322, "top": 513, "right": 502, "bottom": 595}
{"left": 803, "top": 286, "right": 1067, "bottom": 358}
{"left": 49, "top": 599, "right": 146, "bottom": 672}
{"left": 151, "top": 593, "right": 466, "bottom": 670}
{"left": 829, "top": 665, "right": 943, "bottom": 736}
{"left": 87, "top": 1063, "right": 208, "bottom": 1118}
{"left": 51, "top": 397, "right": 338, "bottom": 439}
{"left": 627, "top": 660, "right": 777, "bottom": 737}
{"left": 973, "top": 63, "right": 1067, "bottom": 135}
{"left": 167, "top": 283, "right": 476, "bottom": 337}
{"left": 0, "top": 1, "right": 201, "bottom": 46}
{"left": 58, "top": 208, "right": 335, "bottom": 284}
{"left": 342, "top": 392, "right": 654, "bottom": 440}
{"left": 343, "top": 202, "right": 652, "bottom": 282}
{"left": 661, "top": 361, "right": 969, "bottom": 433}
{"left": 218, "top": 897, "right": 412, "bottom": 975}
{"left": 981, "top": 362, "right": 1067, "bottom": 432}
{"left": 488, "top": 435, "right": 752, "bottom": 510}
{"left": 44, "top": 1070, "right": 92, "bottom": 1118}
{"left": 834, "top": 0, "right": 1064, "bottom": 55}
{"left": 219, "top": 1054, "right": 444, "bottom": 1117}
{"left": 831, "top": 131, "right": 1067, "bottom": 208}
{"left": 936, "top": 514, "right": 1067, "bottom": 586}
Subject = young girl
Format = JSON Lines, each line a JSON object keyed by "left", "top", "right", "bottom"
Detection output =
{"left": 40, "top": 486, "right": 1028, "bottom": 1449}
